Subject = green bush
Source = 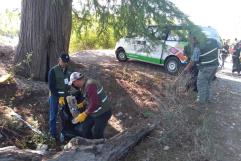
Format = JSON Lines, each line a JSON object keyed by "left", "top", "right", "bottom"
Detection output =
{"left": 70, "top": 28, "right": 116, "bottom": 52}
{"left": 69, "top": 14, "right": 117, "bottom": 53}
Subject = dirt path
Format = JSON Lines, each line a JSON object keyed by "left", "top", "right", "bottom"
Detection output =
{"left": 210, "top": 57, "right": 241, "bottom": 161}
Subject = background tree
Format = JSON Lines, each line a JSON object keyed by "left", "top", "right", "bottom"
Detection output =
{"left": 14, "top": 0, "right": 72, "bottom": 81}
{"left": 72, "top": 0, "right": 193, "bottom": 41}
{"left": 14, "top": 0, "right": 203, "bottom": 81}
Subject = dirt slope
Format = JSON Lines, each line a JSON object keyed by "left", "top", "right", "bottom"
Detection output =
{"left": 1, "top": 49, "right": 241, "bottom": 161}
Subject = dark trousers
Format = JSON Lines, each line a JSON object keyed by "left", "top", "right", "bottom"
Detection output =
{"left": 232, "top": 56, "right": 240, "bottom": 73}
{"left": 221, "top": 53, "right": 227, "bottom": 68}
{"left": 49, "top": 95, "right": 80, "bottom": 139}
{"left": 185, "top": 65, "right": 198, "bottom": 92}
{"left": 82, "top": 110, "right": 112, "bottom": 139}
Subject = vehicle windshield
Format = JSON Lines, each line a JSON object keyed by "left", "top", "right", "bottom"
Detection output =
{"left": 201, "top": 27, "right": 220, "bottom": 39}
{"left": 201, "top": 26, "right": 222, "bottom": 46}
{"left": 148, "top": 26, "right": 188, "bottom": 41}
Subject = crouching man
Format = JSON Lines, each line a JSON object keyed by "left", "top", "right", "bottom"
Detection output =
{"left": 68, "top": 72, "right": 112, "bottom": 139}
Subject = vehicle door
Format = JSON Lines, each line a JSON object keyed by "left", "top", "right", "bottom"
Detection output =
{"left": 146, "top": 30, "right": 168, "bottom": 64}
{"left": 129, "top": 37, "right": 148, "bottom": 60}
{"left": 121, "top": 38, "right": 136, "bottom": 57}
{"left": 162, "top": 29, "right": 188, "bottom": 63}
{"left": 135, "top": 30, "right": 167, "bottom": 65}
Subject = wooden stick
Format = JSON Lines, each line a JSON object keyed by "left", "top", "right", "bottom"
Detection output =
{"left": 173, "top": 70, "right": 185, "bottom": 85}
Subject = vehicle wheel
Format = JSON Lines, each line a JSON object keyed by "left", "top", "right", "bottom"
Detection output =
{"left": 164, "top": 57, "right": 180, "bottom": 75}
{"left": 116, "top": 49, "right": 128, "bottom": 62}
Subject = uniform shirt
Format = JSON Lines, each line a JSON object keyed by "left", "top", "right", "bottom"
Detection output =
{"left": 191, "top": 47, "right": 201, "bottom": 63}
{"left": 48, "top": 65, "right": 72, "bottom": 97}
{"left": 85, "top": 84, "right": 100, "bottom": 114}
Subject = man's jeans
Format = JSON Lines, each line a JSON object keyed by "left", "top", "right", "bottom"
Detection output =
{"left": 197, "top": 66, "right": 218, "bottom": 103}
{"left": 49, "top": 95, "right": 59, "bottom": 138}
{"left": 81, "top": 110, "right": 112, "bottom": 139}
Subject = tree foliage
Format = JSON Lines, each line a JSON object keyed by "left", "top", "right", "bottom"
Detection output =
{"left": 72, "top": 0, "right": 203, "bottom": 40}
{"left": 0, "top": 9, "right": 20, "bottom": 37}
{"left": 0, "top": 9, "right": 20, "bottom": 45}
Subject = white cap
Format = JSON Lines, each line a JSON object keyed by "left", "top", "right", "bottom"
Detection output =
{"left": 68, "top": 72, "right": 84, "bottom": 86}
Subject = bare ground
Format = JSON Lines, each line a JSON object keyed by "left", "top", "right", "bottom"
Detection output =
{"left": 0, "top": 49, "right": 241, "bottom": 161}
{"left": 122, "top": 55, "right": 241, "bottom": 161}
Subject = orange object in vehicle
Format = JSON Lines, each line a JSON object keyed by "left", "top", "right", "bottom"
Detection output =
{"left": 176, "top": 51, "right": 187, "bottom": 62}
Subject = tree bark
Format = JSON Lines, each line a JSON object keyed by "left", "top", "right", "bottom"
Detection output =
{"left": 48, "top": 122, "right": 156, "bottom": 161}
{"left": 14, "top": 0, "right": 72, "bottom": 81}
{"left": 0, "top": 122, "right": 157, "bottom": 161}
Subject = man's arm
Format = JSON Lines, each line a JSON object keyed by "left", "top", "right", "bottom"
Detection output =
{"left": 85, "top": 84, "right": 100, "bottom": 115}
{"left": 48, "top": 68, "right": 59, "bottom": 96}
{"left": 184, "top": 47, "right": 200, "bottom": 72}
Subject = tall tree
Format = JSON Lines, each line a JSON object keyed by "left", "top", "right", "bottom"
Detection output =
{"left": 14, "top": 0, "right": 72, "bottom": 81}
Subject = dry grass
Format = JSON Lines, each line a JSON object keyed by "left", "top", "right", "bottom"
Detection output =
{"left": 123, "top": 73, "right": 224, "bottom": 161}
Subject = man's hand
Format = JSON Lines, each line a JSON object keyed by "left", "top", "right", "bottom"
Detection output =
{"left": 58, "top": 97, "right": 65, "bottom": 106}
{"left": 72, "top": 112, "right": 88, "bottom": 124}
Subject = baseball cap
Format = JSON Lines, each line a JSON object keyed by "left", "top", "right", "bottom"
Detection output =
{"left": 60, "top": 53, "right": 70, "bottom": 63}
{"left": 68, "top": 72, "right": 84, "bottom": 85}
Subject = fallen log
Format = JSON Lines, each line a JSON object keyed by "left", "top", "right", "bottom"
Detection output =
{"left": 0, "top": 146, "right": 42, "bottom": 161}
{"left": 0, "top": 121, "right": 158, "bottom": 161}
{"left": 48, "top": 122, "right": 157, "bottom": 161}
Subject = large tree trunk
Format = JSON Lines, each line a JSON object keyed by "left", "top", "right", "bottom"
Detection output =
{"left": 14, "top": 0, "right": 72, "bottom": 81}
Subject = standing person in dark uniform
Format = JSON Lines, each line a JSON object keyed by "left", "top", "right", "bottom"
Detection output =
{"left": 48, "top": 53, "right": 85, "bottom": 140}
{"left": 232, "top": 41, "right": 241, "bottom": 75}
{"left": 48, "top": 53, "right": 72, "bottom": 140}
{"left": 221, "top": 40, "right": 229, "bottom": 69}
{"left": 68, "top": 72, "right": 112, "bottom": 139}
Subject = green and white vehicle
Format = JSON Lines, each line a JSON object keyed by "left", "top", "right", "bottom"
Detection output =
{"left": 115, "top": 26, "right": 222, "bottom": 74}
{"left": 115, "top": 26, "right": 189, "bottom": 74}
